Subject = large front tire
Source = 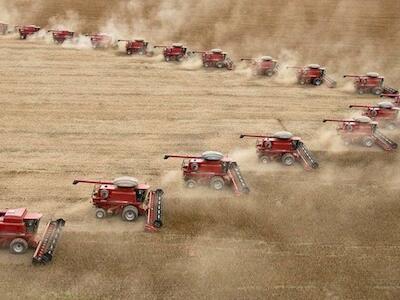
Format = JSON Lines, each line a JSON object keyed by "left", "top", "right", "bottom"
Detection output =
{"left": 281, "top": 153, "right": 295, "bottom": 166}
{"left": 95, "top": 208, "right": 107, "bottom": 219}
{"left": 122, "top": 205, "right": 138, "bottom": 222}
{"left": 210, "top": 176, "right": 224, "bottom": 191}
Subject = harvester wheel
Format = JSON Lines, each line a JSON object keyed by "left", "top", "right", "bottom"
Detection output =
{"left": 10, "top": 238, "right": 28, "bottom": 254}
{"left": 216, "top": 62, "right": 224, "bottom": 68}
{"left": 281, "top": 153, "right": 295, "bottom": 166}
{"left": 95, "top": 208, "right": 107, "bottom": 219}
{"left": 210, "top": 176, "right": 224, "bottom": 191}
{"left": 127, "top": 49, "right": 132, "bottom": 55}
{"left": 299, "top": 79, "right": 306, "bottom": 85}
{"left": 387, "top": 123, "right": 396, "bottom": 130}
{"left": 313, "top": 78, "right": 322, "bottom": 86}
{"left": 138, "top": 49, "right": 145, "bottom": 55}
{"left": 185, "top": 179, "right": 197, "bottom": 189}
{"left": 259, "top": 156, "right": 269, "bottom": 164}
{"left": 164, "top": 56, "right": 170, "bottom": 62}
{"left": 203, "top": 62, "right": 210, "bottom": 68}
{"left": 266, "top": 70, "right": 274, "bottom": 77}
{"left": 372, "top": 87, "right": 383, "bottom": 95}
{"left": 362, "top": 136, "right": 374, "bottom": 148}
{"left": 122, "top": 205, "right": 138, "bottom": 222}
{"left": 357, "top": 88, "right": 365, "bottom": 95}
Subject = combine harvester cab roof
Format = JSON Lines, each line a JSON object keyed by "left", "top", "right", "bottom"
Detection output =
{"left": 272, "top": 131, "right": 294, "bottom": 139}
{"left": 260, "top": 56, "right": 273, "bottom": 61}
{"left": 201, "top": 151, "right": 224, "bottom": 161}
{"left": 308, "top": 63, "right": 321, "bottom": 69}
{"left": 172, "top": 43, "right": 183, "bottom": 47}
{"left": 366, "top": 72, "right": 380, "bottom": 78}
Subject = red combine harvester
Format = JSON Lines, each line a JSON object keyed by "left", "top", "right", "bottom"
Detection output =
{"left": 118, "top": 39, "right": 153, "bottom": 56}
{"left": 240, "top": 131, "right": 318, "bottom": 170}
{"left": 349, "top": 102, "right": 399, "bottom": 129}
{"left": 73, "top": 177, "right": 163, "bottom": 232}
{"left": 193, "top": 49, "right": 234, "bottom": 70}
{"left": 0, "top": 208, "right": 65, "bottom": 264}
{"left": 287, "top": 64, "right": 337, "bottom": 87}
{"left": 343, "top": 72, "right": 398, "bottom": 95}
{"left": 164, "top": 151, "right": 249, "bottom": 195}
{"left": 154, "top": 43, "right": 188, "bottom": 61}
{"left": 323, "top": 116, "right": 398, "bottom": 151}
{"left": 48, "top": 30, "right": 74, "bottom": 44}
{"left": 0, "top": 22, "right": 8, "bottom": 35}
{"left": 86, "top": 33, "right": 113, "bottom": 48}
{"left": 240, "top": 56, "right": 279, "bottom": 76}
{"left": 17, "top": 25, "right": 40, "bottom": 39}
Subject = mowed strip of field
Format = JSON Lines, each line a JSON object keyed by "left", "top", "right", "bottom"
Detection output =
{"left": 0, "top": 36, "right": 400, "bottom": 299}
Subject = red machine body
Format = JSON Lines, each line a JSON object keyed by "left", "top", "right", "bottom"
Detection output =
{"left": 349, "top": 102, "right": 399, "bottom": 129}
{"left": 288, "top": 64, "right": 336, "bottom": 87}
{"left": 343, "top": 72, "right": 398, "bottom": 95}
{"left": 241, "top": 56, "right": 279, "bottom": 76}
{"left": 17, "top": 25, "right": 40, "bottom": 39}
{"left": 0, "top": 208, "right": 65, "bottom": 264}
{"left": 118, "top": 39, "right": 153, "bottom": 56}
{"left": 194, "top": 49, "right": 234, "bottom": 70}
{"left": 154, "top": 43, "right": 188, "bottom": 61}
{"left": 73, "top": 177, "right": 163, "bottom": 232}
{"left": 87, "top": 33, "right": 113, "bottom": 48}
{"left": 164, "top": 151, "right": 249, "bottom": 195}
{"left": 0, "top": 22, "right": 8, "bottom": 35}
{"left": 240, "top": 131, "right": 319, "bottom": 170}
{"left": 323, "top": 117, "right": 398, "bottom": 151}
{"left": 48, "top": 30, "right": 74, "bottom": 44}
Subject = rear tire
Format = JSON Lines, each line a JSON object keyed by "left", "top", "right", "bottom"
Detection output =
{"left": 95, "top": 208, "right": 107, "bottom": 219}
{"left": 210, "top": 176, "right": 224, "bottom": 191}
{"left": 185, "top": 179, "right": 197, "bottom": 189}
{"left": 10, "top": 238, "right": 28, "bottom": 254}
{"left": 281, "top": 153, "right": 295, "bottom": 166}
{"left": 122, "top": 205, "right": 138, "bottom": 222}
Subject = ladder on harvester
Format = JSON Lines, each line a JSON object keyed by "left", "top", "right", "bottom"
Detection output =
{"left": 32, "top": 218, "right": 65, "bottom": 265}
{"left": 373, "top": 130, "right": 398, "bottom": 151}
{"left": 296, "top": 142, "right": 319, "bottom": 170}
{"left": 228, "top": 162, "right": 250, "bottom": 196}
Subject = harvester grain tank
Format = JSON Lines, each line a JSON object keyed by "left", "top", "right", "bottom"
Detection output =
{"left": 164, "top": 151, "right": 249, "bottom": 195}
{"left": 73, "top": 177, "right": 163, "bottom": 232}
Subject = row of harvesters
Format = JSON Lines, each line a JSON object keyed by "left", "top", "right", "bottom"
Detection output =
{"left": 7, "top": 23, "right": 399, "bottom": 93}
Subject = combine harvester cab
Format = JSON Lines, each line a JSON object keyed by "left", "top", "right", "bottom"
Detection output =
{"left": 344, "top": 72, "right": 398, "bottom": 95}
{"left": 73, "top": 177, "right": 163, "bottom": 232}
{"left": 193, "top": 49, "right": 234, "bottom": 70}
{"left": 164, "top": 151, "right": 249, "bottom": 195}
{"left": 349, "top": 102, "right": 399, "bottom": 129}
{"left": 48, "top": 29, "right": 74, "bottom": 44}
{"left": 118, "top": 39, "right": 153, "bottom": 56}
{"left": 323, "top": 117, "right": 398, "bottom": 151}
{"left": 0, "top": 208, "right": 65, "bottom": 265}
{"left": 154, "top": 43, "right": 188, "bottom": 62}
{"left": 0, "top": 22, "right": 8, "bottom": 35}
{"left": 17, "top": 25, "right": 41, "bottom": 39}
{"left": 240, "top": 56, "right": 279, "bottom": 76}
{"left": 287, "top": 64, "right": 336, "bottom": 87}
{"left": 240, "top": 131, "right": 319, "bottom": 170}
{"left": 87, "top": 33, "right": 113, "bottom": 49}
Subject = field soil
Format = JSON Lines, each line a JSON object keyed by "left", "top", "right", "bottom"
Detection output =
{"left": 0, "top": 1, "right": 400, "bottom": 299}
